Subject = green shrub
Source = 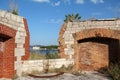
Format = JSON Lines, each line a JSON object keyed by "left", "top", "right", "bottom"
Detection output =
{"left": 29, "top": 52, "right": 60, "bottom": 60}
{"left": 11, "top": 74, "right": 18, "bottom": 80}
{"left": 29, "top": 52, "right": 46, "bottom": 60}
{"left": 46, "top": 52, "right": 60, "bottom": 59}
{"left": 108, "top": 63, "right": 120, "bottom": 80}
{"left": 98, "top": 66, "right": 108, "bottom": 75}
{"left": 53, "top": 65, "right": 66, "bottom": 72}
{"left": 98, "top": 63, "right": 120, "bottom": 80}
{"left": 53, "top": 64, "right": 73, "bottom": 73}
{"left": 72, "top": 70, "right": 85, "bottom": 76}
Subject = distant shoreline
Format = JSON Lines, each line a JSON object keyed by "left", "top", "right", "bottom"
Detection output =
{"left": 30, "top": 49, "right": 58, "bottom": 54}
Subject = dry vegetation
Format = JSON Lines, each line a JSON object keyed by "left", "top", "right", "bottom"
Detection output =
{"left": 29, "top": 52, "right": 60, "bottom": 60}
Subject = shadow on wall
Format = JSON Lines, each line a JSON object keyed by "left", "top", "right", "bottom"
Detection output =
{"left": 77, "top": 37, "right": 120, "bottom": 70}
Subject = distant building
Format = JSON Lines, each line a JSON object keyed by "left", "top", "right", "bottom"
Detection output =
{"left": 33, "top": 46, "right": 40, "bottom": 50}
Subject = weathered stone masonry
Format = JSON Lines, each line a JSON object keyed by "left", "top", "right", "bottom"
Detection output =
{"left": 0, "top": 10, "right": 30, "bottom": 78}
{"left": 58, "top": 19, "right": 120, "bottom": 71}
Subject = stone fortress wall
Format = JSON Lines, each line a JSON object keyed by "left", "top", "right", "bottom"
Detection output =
{"left": 0, "top": 10, "right": 30, "bottom": 78}
{"left": 59, "top": 18, "right": 120, "bottom": 70}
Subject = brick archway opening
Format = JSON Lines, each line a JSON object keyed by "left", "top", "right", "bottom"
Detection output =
{"left": 0, "top": 34, "right": 12, "bottom": 77}
{"left": 77, "top": 37, "right": 119, "bottom": 70}
{"left": 74, "top": 28, "right": 120, "bottom": 70}
{"left": 0, "top": 33, "right": 12, "bottom": 41}
{"left": 0, "top": 24, "right": 16, "bottom": 78}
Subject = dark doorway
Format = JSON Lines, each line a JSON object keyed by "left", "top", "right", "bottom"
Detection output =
{"left": 0, "top": 33, "right": 12, "bottom": 77}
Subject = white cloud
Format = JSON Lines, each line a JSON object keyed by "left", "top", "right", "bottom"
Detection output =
{"left": 91, "top": 0, "right": 104, "bottom": 4}
{"left": 51, "top": 1, "right": 61, "bottom": 6}
{"left": 64, "top": 0, "right": 71, "bottom": 5}
{"left": 32, "top": 0, "right": 50, "bottom": 3}
{"left": 49, "top": 19, "right": 62, "bottom": 24}
{"left": 55, "top": 1, "right": 61, "bottom": 6}
{"left": 36, "top": 19, "right": 62, "bottom": 24}
{"left": 76, "top": 0, "right": 84, "bottom": 4}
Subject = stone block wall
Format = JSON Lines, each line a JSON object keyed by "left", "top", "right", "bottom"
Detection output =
{"left": 58, "top": 18, "right": 120, "bottom": 70}
{"left": 0, "top": 10, "right": 30, "bottom": 78}
{"left": 22, "top": 59, "right": 74, "bottom": 73}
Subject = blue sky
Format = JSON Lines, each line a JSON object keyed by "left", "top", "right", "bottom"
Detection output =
{"left": 0, "top": 0, "right": 120, "bottom": 45}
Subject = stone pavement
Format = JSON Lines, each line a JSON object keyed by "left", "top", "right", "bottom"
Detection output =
{"left": 15, "top": 71, "right": 112, "bottom": 80}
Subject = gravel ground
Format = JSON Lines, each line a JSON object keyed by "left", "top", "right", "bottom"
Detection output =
{"left": 15, "top": 71, "right": 112, "bottom": 80}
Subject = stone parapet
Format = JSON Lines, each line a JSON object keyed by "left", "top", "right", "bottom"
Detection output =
{"left": 60, "top": 19, "right": 120, "bottom": 59}
{"left": 22, "top": 59, "right": 74, "bottom": 73}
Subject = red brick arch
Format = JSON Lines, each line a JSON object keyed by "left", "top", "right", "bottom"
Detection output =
{"left": 58, "top": 23, "right": 68, "bottom": 58}
{"left": 0, "top": 23, "right": 16, "bottom": 78}
{"left": 74, "top": 28, "right": 120, "bottom": 40}
{"left": 73, "top": 28, "right": 120, "bottom": 70}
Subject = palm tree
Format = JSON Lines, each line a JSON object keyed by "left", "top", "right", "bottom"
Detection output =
{"left": 64, "top": 13, "right": 81, "bottom": 23}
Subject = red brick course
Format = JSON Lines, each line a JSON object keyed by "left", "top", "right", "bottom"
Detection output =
{"left": 0, "top": 18, "right": 30, "bottom": 78}
{"left": 59, "top": 22, "right": 120, "bottom": 71}
{"left": 0, "top": 23, "right": 16, "bottom": 78}
{"left": 74, "top": 28, "right": 120, "bottom": 70}
{"left": 58, "top": 23, "right": 69, "bottom": 58}
{"left": 0, "top": 51, "right": 3, "bottom": 77}
{"left": 22, "top": 18, "right": 30, "bottom": 60}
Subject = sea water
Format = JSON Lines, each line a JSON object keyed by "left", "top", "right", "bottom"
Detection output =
{"left": 30, "top": 49, "right": 58, "bottom": 54}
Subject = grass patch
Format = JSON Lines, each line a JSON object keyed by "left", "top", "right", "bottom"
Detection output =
{"left": 98, "top": 63, "right": 120, "bottom": 80}
{"left": 29, "top": 52, "right": 46, "bottom": 60}
{"left": 49, "top": 64, "right": 74, "bottom": 73}
{"left": 108, "top": 63, "right": 120, "bottom": 80}
{"left": 11, "top": 74, "right": 18, "bottom": 80}
{"left": 72, "top": 71, "right": 86, "bottom": 76}
{"left": 46, "top": 52, "right": 60, "bottom": 59}
{"left": 29, "top": 52, "right": 60, "bottom": 60}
